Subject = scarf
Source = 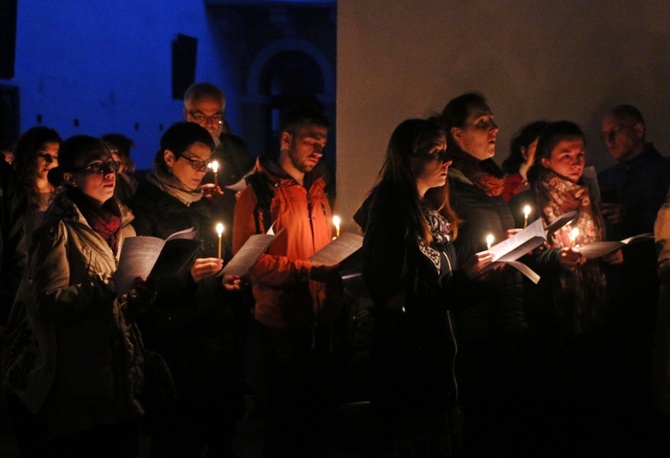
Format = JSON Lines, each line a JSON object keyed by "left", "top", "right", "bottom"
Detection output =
{"left": 535, "top": 169, "right": 607, "bottom": 338}
{"left": 147, "top": 163, "right": 204, "bottom": 206}
{"left": 419, "top": 208, "right": 454, "bottom": 273}
{"left": 449, "top": 148, "right": 506, "bottom": 197}
{"left": 67, "top": 188, "right": 123, "bottom": 256}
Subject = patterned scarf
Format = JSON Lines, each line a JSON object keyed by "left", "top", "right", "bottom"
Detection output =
{"left": 147, "top": 163, "right": 203, "bottom": 206}
{"left": 67, "top": 188, "right": 123, "bottom": 256}
{"left": 535, "top": 169, "right": 607, "bottom": 338}
{"left": 418, "top": 209, "right": 453, "bottom": 273}
{"left": 449, "top": 148, "right": 506, "bottom": 197}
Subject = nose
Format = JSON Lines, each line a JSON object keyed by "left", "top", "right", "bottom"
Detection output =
{"left": 490, "top": 121, "right": 499, "bottom": 133}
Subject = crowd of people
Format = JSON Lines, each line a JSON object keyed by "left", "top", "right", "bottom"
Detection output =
{"left": 1, "top": 84, "right": 670, "bottom": 458}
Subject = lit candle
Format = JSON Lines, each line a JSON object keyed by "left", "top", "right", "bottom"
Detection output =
{"left": 486, "top": 234, "right": 494, "bottom": 250}
{"left": 523, "top": 205, "right": 531, "bottom": 229}
{"left": 216, "top": 223, "right": 224, "bottom": 259}
{"left": 333, "top": 215, "right": 341, "bottom": 238}
{"left": 569, "top": 227, "right": 579, "bottom": 248}
{"left": 209, "top": 160, "right": 220, "bottom": 186}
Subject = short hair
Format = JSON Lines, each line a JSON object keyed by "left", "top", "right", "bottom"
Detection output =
{"left": 502, "top": 120, "right": 550, "bottom": 175}
{"left": 279, "top": 105, "right": 330, "bottom": 135}
{"left": 440, "top": 92, "right": 489, "bottom": 145}
{"left": 183, "top": 82, "right": 226, "bottom": 107}
{"left": 527, "top": 120, "right": 585, "bottom": 184}
{"left": 155, "top": 122, "right": 216, "bottom": 164}
{"left": 607, "top": 104, "right": 645, "bottom": 128}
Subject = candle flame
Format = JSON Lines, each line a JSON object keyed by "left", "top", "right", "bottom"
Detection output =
{"left": 216, "top": 223, "right": 224, "bottom": 236}
{"left": 523, "top": 205, "right": 531, "bottom": 218}
{"left": 570, "top": 227, "right": 579, "bottom": 240}
{"left": 486, "top": 234, "right": 494, "bottom": 249}
{"left": 209, "top": 160, "right": 220, "bottom": 173}
{"left": 332, "top": 215, "right": 341, "bottom": 228}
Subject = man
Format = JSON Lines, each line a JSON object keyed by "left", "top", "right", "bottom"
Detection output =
{"left": 232, "top": 106, "right": 340, "bottom": 457}
{"left": 598, "top": 105, "right": 670, "bottom": 442}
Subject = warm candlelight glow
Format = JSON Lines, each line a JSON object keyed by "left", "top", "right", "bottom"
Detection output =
{"left": 569, "top": 227, "right": 579, "bottom": 248}
{"left": 209, "top": 160, "right": 220, "bottom": 173}
{"left": 486, "top": 234, "right": 494, "bottom": 250}
{"left": 216, "top": 223, "right": 224, "bottom": 258}
{"left": 333, "top": 215, "right": 341, "bottom": 238}
{"left": 523, "top": 205, "right": 531, "bottom": 229}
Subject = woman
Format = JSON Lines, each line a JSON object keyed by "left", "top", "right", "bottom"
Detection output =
{"left": 129, "top": 122, "right": 243, "bottom": 458}
{"left": 501, "top": 120, "right": 548, "bottom": 201}
{"left": 440, "top": 93, "right": 528, "bottom": 456}
{"left": 512, "top": 121, "right": 622, "bottom": 453}
{"left": 356, "top": 118, "right": 491, "bottom": 456}
{"left": 12, "top": 126, "right": 62, "bottom": 240}
{"left": 4, "top": 135, "right": 143, "bottom": 456}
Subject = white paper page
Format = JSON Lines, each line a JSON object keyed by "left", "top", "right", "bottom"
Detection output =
{"left": 221, "top": 233, "right": 277, "bottom": 276}
{"left": 489, "top": 218, "right": 545, "bottom": 263}
{"left": 309, "top": 233, "right": 363, "bottom": 265}
{"left": 114, "top": 236, "right": 165, "bottom": 296}
{"left": 165, "top": 227, "right": 197, "bottom": 241}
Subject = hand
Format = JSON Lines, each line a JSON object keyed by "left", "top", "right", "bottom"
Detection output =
{"left": 309, "top": 263, "right": 341, "bottom": 282}
{"left": 602, "top": 249, "right": 624, "bottom": 265}
{"left": 190, "top": 257, "right": 224, "bottom": 283}
{"left": 462, "top": 250, "right": 495, "bottom": 280}
{"left": 222, "top": 274, "right": 242, "bottom": 291}
{"left": 558, "top": 247, "right": 582, "bottom": 272}
{"left": 201, "top": 183, "right": 224, "bottom": 199}
{"left": 601, "top": 203, "right": 623, "bottom": 225}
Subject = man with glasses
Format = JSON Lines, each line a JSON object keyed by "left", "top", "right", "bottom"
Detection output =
{"left": 598, "top": 105, "right": 670, "bottom": 439}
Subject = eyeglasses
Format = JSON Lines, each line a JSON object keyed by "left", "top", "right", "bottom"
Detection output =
{"left": 179, "top": 154, "right": 211, "bottom": 172}
{"left": 38, "top": 152, "right": 59, "bottom": 164}
{"left": 72, "top": 160, "right": 121, "bottom": 175}
{"left": 602, "top": 126, "right": 633, "bottom": 141}
{"left": 188, "top": 110, "right": 224, "bottom": 126}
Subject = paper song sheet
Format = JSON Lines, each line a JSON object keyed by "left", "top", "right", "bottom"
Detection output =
{"left": 309, "top": 232, "right": 363, "bottom": 265}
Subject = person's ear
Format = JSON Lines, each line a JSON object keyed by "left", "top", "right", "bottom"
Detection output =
{"left": 450, "top": 127, "right": 463, "bottom": 142}
{"left": 63, "top": 172, "right": 77, "bottom": 187}
{"left": 633, "top": 122, "right": 645, "bottom": 139}
{"left": 280, "top": 131, "right": 293, "bottom": 150}
{"left": 183, "top": 108, "right": 190, "bottom": 121}
{"left": 541, "top": 157, "right": 550, "bottom": 168}
{"left": 520, "top": 146, "right": 529, "bottom": 161}
{"left": 163, "top": 150, "right": 176, "bottom": 167}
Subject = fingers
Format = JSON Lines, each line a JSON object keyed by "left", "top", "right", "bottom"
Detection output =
{"left": 191, "top": 257, "right": 224, "bottom": 282}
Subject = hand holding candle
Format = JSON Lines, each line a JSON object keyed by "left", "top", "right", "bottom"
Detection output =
{"left": 333, "top": 215, "right": 341, "bottom": 238}
{"left": 486, "top": 233, "right": 494, "bottom": 250}
{"left": 216, "top": 223, "right": 224, "bottom": 259}
{"left": 523, "top": 205, "right": 531, "bottom": 229}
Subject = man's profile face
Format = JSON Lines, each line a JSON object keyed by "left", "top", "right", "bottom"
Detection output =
{"left": 184, "top": 96, "right": 225, "bottom": 143}
{"left": 283, "top": 124, "right": 328, "bottom": 174}
{"left": 601, "top": 113, "right": 643, "bottom": 161}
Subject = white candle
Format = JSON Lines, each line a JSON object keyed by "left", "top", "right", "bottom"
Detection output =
{"left": 486, "top": 234, "right": 494, "bottom": 250}
{"left": 333, "top": 215, "right": 341, "bottom": 238}
{"left": 216, "top": 223, "right": 224, "bottom": 258}
{"left": 523, "top": 205, "right": 531, "bottom": 229}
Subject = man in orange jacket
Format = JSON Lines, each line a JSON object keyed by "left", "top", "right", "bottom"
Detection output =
{"left": 233, "top": 105, "right": 341, "bottom": 457}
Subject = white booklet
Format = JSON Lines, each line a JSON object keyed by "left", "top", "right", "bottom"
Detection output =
{"left": 578, "top": 233, "right": 654, "bottom": 259}
{"left": 309, "top": 232, "right": 363, "bottom": 265}
{"left": 221, "top": 228, "right": 284, "bottom": 276}
{"left": 114, "top": 227, "right": 201, "bottom": 297}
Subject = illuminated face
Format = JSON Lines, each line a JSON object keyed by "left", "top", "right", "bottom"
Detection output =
{"left": 414, "top": 136, "right": 451, "bottom": 197}
{"left": 601, "top": 113, "right": 643, "bottom": 161}
{"left": 165, "top": 141, "right": 212, "bottom": 191}
{"left": 541, "top": 138, "right": 585, "bottom": 184}
{"left": 68, "top": 152, "right": 117, "bottom": 206}
{"left": 452, "top": 105, "right": 499, "bottom": 160}
{"left": 35, "top": 142, "right": 59, "bottom": 182}
{"left": 184, "top": 96, "right": 225, "bottom": 143}
{"left": 282, "top": 124, "right": 328, "bottom": 174}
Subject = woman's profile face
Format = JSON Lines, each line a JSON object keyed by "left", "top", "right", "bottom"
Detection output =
{"left": 414, "top": 136, "right": 451, "bottom": 196}
{"left": 167, "top": 141, "right": 212, "bottom": 191}
{"left": 453, "top": 105, "right": 499, "bottom": 161}
{"left": 35, "top": 142, "right": 59, "bottom": 182}
{"left": 541, "top": 138, "right": 586, "bottom": 184}
{"left": 71, "top": 152, "right": 118, "bottom": 205}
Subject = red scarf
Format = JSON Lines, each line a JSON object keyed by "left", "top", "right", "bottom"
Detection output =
{"left": 67, "top": 189, "right": 123, "bottom": 256}
{"left": 449, "top": 149, "right": 506, "bottom": 197}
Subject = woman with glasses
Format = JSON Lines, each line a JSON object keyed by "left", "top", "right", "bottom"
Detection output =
{"left": 4, "top": 135, "right": 143, "bottom": 456}
{"left": 355, "top": 118, "right": 492, "bottom": 456}
{"left": 128, "top": 122, "right": 244, "bottom": 458}
{"left": 11, "top": 126, "right": 62, "bottom": 242}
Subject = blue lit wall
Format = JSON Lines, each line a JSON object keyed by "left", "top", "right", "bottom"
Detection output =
{"left": 9, "top": 0, "right": 238, "bottom": 170}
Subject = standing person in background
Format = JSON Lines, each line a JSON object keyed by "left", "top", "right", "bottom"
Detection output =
{"left": 233, "top": 105, "right": 341, "bottom": 457}
{"left": 598, "top": 105, "right": 670, "bottom": 436}
{"left": 129, "top": 122, "right": 244, "bottom": 458}
{"left": 3, "top": 135, "right": 144, "bottom": 457}
{"left": 355, "top": 118, "right": 492, "bottom": 456}
{"left": 102, "top": 133, "right": 138, "bottom": 203}
{"left": 501, "top": 120, "right": 549, "bottom": 201}
{"left": 440, "top": 93, "right": 527, "bottom": 457}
